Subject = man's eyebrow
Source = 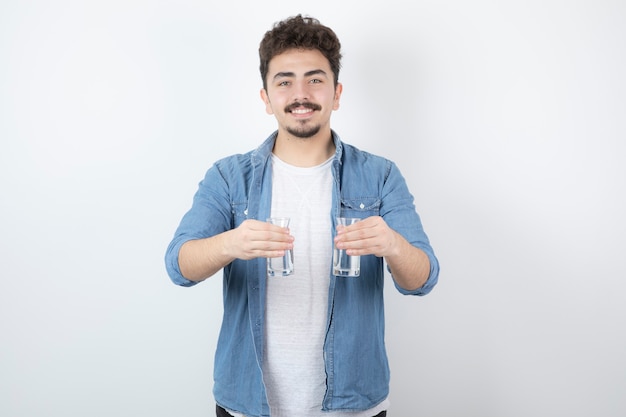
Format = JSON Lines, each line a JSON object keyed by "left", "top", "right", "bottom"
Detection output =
{"left": 272, "top": 69, "right": 328, "bottom": 80}
{"left": 304, "top": 69, "right": 328, "bottom": 77}
{"left": 273, "top": 71, "right": 295, "bottom": 80}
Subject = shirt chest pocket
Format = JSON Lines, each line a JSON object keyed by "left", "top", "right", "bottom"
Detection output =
{"left": 339, "top": 197, "right": 381, "bottom": 219}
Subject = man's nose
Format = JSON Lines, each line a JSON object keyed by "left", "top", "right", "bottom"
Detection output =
{"left": 291, "top": 80, "right": 310, "bottom": 101}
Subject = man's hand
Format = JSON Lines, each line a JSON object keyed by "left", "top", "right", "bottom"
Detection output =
{"left": 179, "top": 219, "right": 294, "bottom": 282}
{"left": 224, "top": 219, "right": 294, "bottom": 260}
{"left": 333, "top": 216, "right": 398, "bottom": 258}
{"left": 334, "top": 215, "right": 430, "bottom": 291}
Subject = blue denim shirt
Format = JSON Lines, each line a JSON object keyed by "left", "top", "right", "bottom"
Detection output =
{"left": 165, "top": 131, "right": 439, "bottom": 417}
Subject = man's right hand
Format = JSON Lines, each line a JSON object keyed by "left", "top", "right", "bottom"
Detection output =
{"left": 178, "top": 219, "right": 294, "bottom": 282}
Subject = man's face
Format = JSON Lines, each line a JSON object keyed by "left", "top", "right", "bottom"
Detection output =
{"left": 260, "top": 48, "right": 342, "bottom": 139}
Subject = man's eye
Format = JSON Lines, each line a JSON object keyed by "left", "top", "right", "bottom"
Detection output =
{"left": 278, "top": 81, "right": 290, "bottom": 86}
{"left": 310, "top": 79, "right": 322, "bottom": 84}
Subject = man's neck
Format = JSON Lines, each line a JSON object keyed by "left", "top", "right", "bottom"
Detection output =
{"left": 272, "top": 130, "right": 335, "bottom": 167}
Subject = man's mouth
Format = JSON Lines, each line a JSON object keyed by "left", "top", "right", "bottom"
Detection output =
{"left": 286, "top": 102, "right": 321, "bottom": 114}
{"left": 291, "top": 108, "right": 313, "bottom": 115}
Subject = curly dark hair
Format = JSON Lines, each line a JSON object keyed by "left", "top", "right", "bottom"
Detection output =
{"left": 259, "top": 14, "right": 342, "bottom": 90}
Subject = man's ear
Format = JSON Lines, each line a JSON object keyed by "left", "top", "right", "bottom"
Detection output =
{"left": 333, "top": 83, "right": 343, "bottom": 111}
{"left": 260, "top": 88, "right": 274, "bottom": 115}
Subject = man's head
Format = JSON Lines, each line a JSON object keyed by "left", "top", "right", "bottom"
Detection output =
{"left": 259, "top": 14, "right": 342, "bottom": 90}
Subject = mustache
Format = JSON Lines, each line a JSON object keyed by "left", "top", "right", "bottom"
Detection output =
{"left": 285, "top": 101, "right": 322, "bottom": 113}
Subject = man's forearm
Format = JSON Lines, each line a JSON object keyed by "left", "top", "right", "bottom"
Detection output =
{"left": 385, "top": 232, "right": 431, "bottom": 291}
{"left": 178, "top": 232, "right": 235, "bottom": 282}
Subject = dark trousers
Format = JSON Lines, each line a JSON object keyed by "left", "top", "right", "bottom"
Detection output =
{"left": 217, "top": 404, "right": 386, "bottom": 416}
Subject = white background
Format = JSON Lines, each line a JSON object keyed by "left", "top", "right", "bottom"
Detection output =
{"left": 1, "top": 1, "right": 625, "bottom": 416}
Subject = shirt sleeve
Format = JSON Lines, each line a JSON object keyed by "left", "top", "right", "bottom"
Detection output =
{"left": 380, "top": 161, "right": 440, "bottom": 296}
{"left": 164, "top": 163, "right": 233, "bottom": 286}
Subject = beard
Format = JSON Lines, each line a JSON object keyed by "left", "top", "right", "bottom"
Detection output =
{"left": 286, "top": 121, "right": 321, "bottom": 138}
{"left": 284, "top": 101, "right": 322, "bottom": 138}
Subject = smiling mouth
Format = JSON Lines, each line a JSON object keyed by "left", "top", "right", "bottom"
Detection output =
{"left": 286, "top": 102, "right": 321, "bottom": 114}
{"left": 291, "top": 108, "right": 313, "bottom": 115}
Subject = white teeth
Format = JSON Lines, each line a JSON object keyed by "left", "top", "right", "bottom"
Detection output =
{"left": 292, "top": 108, "right": 311, "bottom": 114}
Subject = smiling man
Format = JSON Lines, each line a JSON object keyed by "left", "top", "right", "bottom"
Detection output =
{"left": 165, "top": 14, "right": 440, "bottom": 417}
{"left": 261, "top": 48, "right": 341, "bottom": 168}
{"left": 262, "top": 49, "right": 339, "bottom": 140}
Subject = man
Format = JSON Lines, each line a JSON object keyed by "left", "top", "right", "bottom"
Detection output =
{"left": 165, "top": 14, "right": 439, "bottom": 417}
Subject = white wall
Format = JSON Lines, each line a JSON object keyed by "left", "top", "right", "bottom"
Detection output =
{"left": 1, "top": 1, "right": 624, "bottom": 416}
